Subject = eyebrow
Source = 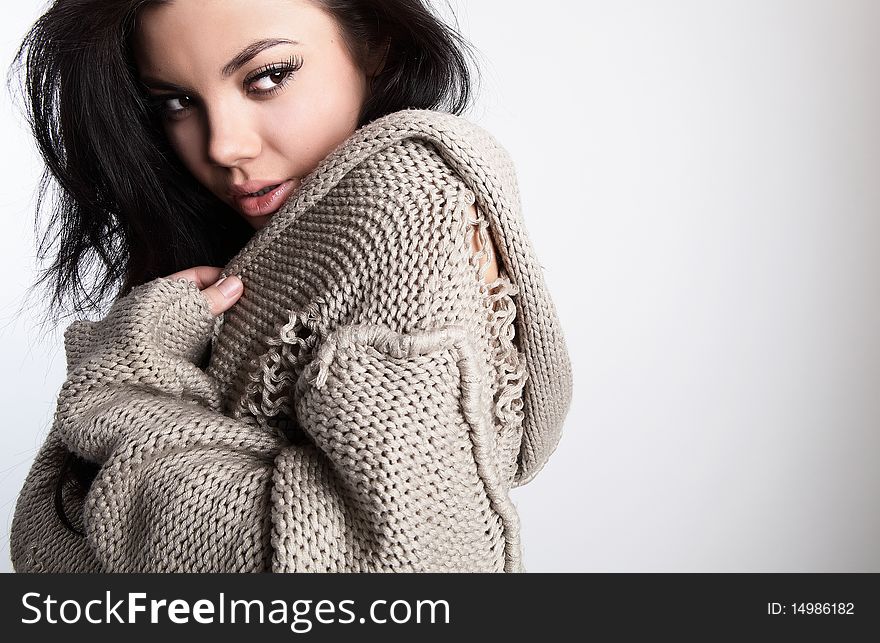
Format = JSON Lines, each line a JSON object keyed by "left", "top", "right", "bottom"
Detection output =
{"left": 140, "top": 38, "right": 299, "bottom": 91}
{"left": 221, "top": 38, "right": 299, "bottom": 78}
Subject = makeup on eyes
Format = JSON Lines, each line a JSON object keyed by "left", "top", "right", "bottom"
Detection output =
{"left": 144, "top": 54, "right": 304, "bottom": 120}
{"left": 244, "top": 54, "right": 304, "bottom": 95}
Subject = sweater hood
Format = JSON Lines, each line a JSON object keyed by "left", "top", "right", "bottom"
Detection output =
{"left": 219, "top": 108, "right": 573, "bottom": 488}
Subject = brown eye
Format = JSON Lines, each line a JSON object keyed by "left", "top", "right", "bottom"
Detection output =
{"left": 244, "top": 55, "right": 303, "bottom": 95}
{"left": 250, "top": 70, "right": 292, "bottom": 92}
{"left": 148, "top": 95, "right": 195, "bottom": 120}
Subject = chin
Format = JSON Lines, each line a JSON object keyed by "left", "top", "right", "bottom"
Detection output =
{"left": 247, "top": 213, "right": 272, "bottom": 231}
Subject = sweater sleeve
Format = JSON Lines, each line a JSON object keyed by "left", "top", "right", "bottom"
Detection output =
{"left": 11, "top": 274, "right": 522, "bottom": 572}
{"left": 10, "top": 276, "right": 286, "bottom": 572}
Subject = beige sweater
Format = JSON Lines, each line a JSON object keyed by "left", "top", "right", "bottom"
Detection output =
{"left": 10, "top": 108, "right": 573, "bottom": 573}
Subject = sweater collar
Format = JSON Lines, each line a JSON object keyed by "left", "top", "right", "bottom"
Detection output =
{"left": 223, "top": 108, "right": 487, "bottom": 277}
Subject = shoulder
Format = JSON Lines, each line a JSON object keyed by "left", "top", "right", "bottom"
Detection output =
{"left": 341, "top": 108, "right": 513, "bottom": 201}
{"left": 331, "top": 137, "right": 475, "bottom": 239}
{"left": 348, "top": 134, "right": 503, "bottom": 285}
{"left": 351, "top": 136, "right": 470, "bottom": 197}
{"left": 372, "top": 134, "right": 503, "bottom": 285}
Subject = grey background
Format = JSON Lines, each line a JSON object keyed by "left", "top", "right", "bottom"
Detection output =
{"left": 1, "top": 0, "right": 878, "bottom": 572}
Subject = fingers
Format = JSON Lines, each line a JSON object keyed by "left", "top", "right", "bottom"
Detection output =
{"left": 166, "top": 266, "right": 223, "bottom": 289}
{"left": 200, "top": 275, "right": 243, "bottom": 317}
{"left": 163, "top": 266, "right": 243, "bottom": 316}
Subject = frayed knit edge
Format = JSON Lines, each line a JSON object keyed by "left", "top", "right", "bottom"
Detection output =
{"left": 484, "top": 276, "right": 529, "bottom": 429}
{"left": 228, "top": 299, "right": 323, "bottom": 431}
{"left": 466, "top": 205, "right": 529, "bottom": 435}
{"left": 456, "top": 187, "right": 528, "bottom": 444}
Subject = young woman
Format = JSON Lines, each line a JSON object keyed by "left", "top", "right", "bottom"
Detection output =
{"left": 9, "top": 0, "right": 573, "bottom": 572}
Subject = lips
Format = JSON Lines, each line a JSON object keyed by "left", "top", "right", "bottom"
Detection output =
{"left": 231, "top": 179, "right": 297, "bottom": 218}
{"left": 228, "top": 179, "right": 291, "bottom": 197}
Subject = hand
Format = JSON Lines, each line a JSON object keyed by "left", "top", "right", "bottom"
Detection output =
{"left": 164, "top": 266, "right": 244, "bottom": 316}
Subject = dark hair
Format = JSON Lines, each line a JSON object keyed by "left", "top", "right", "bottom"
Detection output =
{"left": 7, "top": 0, "right": 482, "bottom": 537}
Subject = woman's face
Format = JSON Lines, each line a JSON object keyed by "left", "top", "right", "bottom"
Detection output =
{"left": 132, "top": 0, "right": 382, "bottom": 230}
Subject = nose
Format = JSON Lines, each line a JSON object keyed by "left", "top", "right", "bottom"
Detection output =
{"left": 204, "top": 101, "right": 262, "bottom": 168}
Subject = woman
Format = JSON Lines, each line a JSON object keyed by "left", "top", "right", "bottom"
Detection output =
{"left": 9, "top": 0, "right": 573, "bottom": 572}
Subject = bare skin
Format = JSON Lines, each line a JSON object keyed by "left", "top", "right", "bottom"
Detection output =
{"left": 467, "top": 202, "right": 500, "bottom": 284}
{"left": 133, "top": 0, "right": 498, "bottom": 315}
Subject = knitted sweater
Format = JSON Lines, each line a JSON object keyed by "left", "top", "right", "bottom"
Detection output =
{"left": 9, "top": 108, "right": 573, "bottom": 573}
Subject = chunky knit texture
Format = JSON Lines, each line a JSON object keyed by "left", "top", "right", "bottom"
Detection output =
{"left": 10, "top": 108, "right": 573, "bottom": 573}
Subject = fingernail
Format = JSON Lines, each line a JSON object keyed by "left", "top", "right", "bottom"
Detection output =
{"left": 216, "top": 275, "right": 242, "bottom": 298}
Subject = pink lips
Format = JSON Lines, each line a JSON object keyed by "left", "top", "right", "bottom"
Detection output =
{"left": 232, "top": 179, "right": 296, "bottom": 218}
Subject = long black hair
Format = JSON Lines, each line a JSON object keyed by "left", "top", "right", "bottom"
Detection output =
{"left": 7, "top": 0, "right": 482, "bottom": 538}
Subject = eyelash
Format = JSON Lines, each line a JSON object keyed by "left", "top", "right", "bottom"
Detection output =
{"left": 147, "top": 54, "right": 304, "bottom": 120}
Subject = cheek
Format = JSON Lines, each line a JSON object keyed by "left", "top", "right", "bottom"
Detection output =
{"left": 259, "top": 97, "right": 326, "bottom": 168}
{"left": 288, "top": 61, "right": 366, "bottom": 123}
{"left": 261, "top": 84, "right": 361, "bottom": 165}
{"left": 165, "top": 123, "right": 208, "bottom": 174}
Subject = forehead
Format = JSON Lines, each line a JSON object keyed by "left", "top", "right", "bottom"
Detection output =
{"left": 132, "top": 0, "right": 335, "bottom": 70}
